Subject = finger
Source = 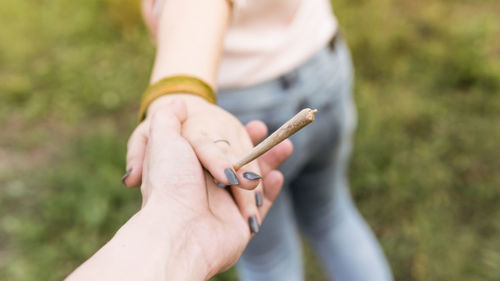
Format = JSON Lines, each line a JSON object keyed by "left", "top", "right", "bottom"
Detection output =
{"left": 230, "top": 185, "right": 262, "bottom": 234}
{"left": 213, "top": 119, "right": 266, "bottom": 190}
{"left": 233, "top": 120, "right": 288, "bottom": 233}
{"left": 189, "top": 135, "right": 261, "bottom": 190}
{"left": 146, "top": 100, "right": 204, "bottom": 189}
{"left": 189, "top": 135, "right": 242, "bottom": 187}
{"left": 245, "top": 120, "right": 268, "bottom": 145}
{"left": 244, "top": 121, "right": 293, "bottom": 173}
{"left": 148, "top": 102, "right": 185, "bottom": 146}
{"left": 230, "top": 154, "right": 264, "bottom": 234}
{"left": 204, "top": 172, "right": 251, "bottom": 248}
{"left": 224, "top": 150, "right": 262, "bottom": 191}
{"left": 253, "top": 139, "right": 291, "bottom": 221}
{"left": 235, "top": 169, "right": 262, "bottom": 191}
{"left": 258, "top": 170, "right": 284, "bottom": 219}
{"left": 258, "top": 138, "right": 294, "bottom": 173}
{"left": 225, "top": 138, "right": 289, "bottom": 235}
{"left": 124, "top": 122, "right": 149, "bottom": 188}
{"left": 227, "top": 142, "right": 264, "bottom": 235}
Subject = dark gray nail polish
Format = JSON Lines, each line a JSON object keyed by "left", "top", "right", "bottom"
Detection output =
{"left": 249, "top": 216, "right": 260, "bottom": 234}
{"left": 224, "top": 168, "right": 240, "bottom": 185}
{"left": 217, "top": 182, "right": 230, "bottom": 188}
{"left": 121, "top": 168, "right": 132, "bottom": 185}
{"left": 255, "top": 192, "right": 263, "bottom": 207}
{"left": 243, "top": 172, "right": 262, "bottom": 180}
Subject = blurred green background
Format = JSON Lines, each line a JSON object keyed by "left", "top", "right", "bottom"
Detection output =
{"left": 1, "top": 0, "right": 499, "bottom": 280}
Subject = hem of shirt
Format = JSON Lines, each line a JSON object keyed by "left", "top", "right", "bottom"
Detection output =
{"left": 218, "top": 23, "right": 336, "bottom": 90}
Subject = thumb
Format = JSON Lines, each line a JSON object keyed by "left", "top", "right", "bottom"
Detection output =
{"left": 144, "top": 99, "right": 205, "bottom": 192}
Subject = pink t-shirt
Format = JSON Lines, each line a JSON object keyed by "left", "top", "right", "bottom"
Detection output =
{"left": 151, "top": 0, "right": 337, "bottom": 89}
{"left": 219, "top": 0, "right": 337, "bottom": 89}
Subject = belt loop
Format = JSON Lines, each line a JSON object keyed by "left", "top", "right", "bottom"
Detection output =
{"left": 328, "top": 29, "right": 342, "bottom": 52}
{"left": 279, "top": 70, "right": 298, "bottom": 90}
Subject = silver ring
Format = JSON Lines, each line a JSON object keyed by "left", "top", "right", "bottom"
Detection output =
{"left": 213, "top": 138, "right": 231, "bottom": 146}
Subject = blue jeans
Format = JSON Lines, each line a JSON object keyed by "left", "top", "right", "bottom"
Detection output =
{"left": 219, "top": 39, "right": 393, "bottom": 281}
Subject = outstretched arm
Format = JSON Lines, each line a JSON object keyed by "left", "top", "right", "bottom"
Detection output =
{"left": 125, "top": 0, "right": 267, "bottom": 234}
{"left": 146, "top": 0, "right": 231, "bottom": 85}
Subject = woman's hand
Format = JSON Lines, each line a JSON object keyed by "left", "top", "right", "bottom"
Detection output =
{"left": 125, "top": 94, "right": 276, "bottom": 233}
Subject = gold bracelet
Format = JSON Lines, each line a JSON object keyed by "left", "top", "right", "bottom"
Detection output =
{"left": 138, "top": 75, "right": 216, "bottom": 121}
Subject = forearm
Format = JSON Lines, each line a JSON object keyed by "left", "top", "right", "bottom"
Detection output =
{"left": 65, "top": 201, "right": 207, "bottom": 281}
{"left": 150, "top": 0, "right": 232, "bottom": 88}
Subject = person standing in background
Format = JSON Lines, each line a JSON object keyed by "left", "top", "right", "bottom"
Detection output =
{"left": 124, "top": 0, "right": 394, "bottom": 280}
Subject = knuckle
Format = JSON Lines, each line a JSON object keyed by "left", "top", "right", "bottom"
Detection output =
{"left": 190, "top": 133, "right": 209, "bottom": 147}
{"left": 215, "top": 143, "right": 231, "bottom": 154}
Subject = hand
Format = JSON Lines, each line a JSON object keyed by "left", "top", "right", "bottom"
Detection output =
{"left": 66, "top": 100, "right": 292, "bottom": 280}
{"left": 141, "top": 99, "right": 293, "bottom": 276}
{"left": 125, "top": 94, "right": 268, "bottom": 233}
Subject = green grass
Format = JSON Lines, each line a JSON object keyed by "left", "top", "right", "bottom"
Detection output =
{"left": 1, "top": 0, "right": 499, "bottom": 280}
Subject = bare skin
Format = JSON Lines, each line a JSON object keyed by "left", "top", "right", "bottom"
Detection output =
{"left": 124, "top": 0, "right": 267, "bottom": 231}
{"left": 66, "top": 100, "right": 293, "bottom": 281}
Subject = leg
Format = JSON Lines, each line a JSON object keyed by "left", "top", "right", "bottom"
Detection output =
{"left": 237, "top": 188, "right": 305, "bottom": 281}
{"left": 291, "top": 93, "right": 393, "bottom": 281}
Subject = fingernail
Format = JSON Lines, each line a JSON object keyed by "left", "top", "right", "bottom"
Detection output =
{"left": 121, "top": 168, "right": 132, "bottom": 186}
{"left": 217, "top": 182, "right": 230, "bottom": 188}
{"left": 243, "top": 172, "right": 262, "bottom": 180}
{"left": 255, "top": 192, "right": 263, "bottom": 207}
{"left": 248, "top": 216, "right": 260, "bottom": 234}
{"left": 224, "top": 168, "right": 240, "bottom": 185}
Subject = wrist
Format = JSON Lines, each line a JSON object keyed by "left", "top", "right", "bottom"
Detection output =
{"left": 146, "top": 93, "right": 214, "bottom": 119}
